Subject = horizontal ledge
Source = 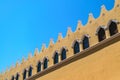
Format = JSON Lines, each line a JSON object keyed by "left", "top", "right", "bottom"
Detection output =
{"left": 26, "top": 33, "right": 120, "bottom": 80}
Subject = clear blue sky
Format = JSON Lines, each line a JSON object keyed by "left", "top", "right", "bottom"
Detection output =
{"left": 0, "top": 0, "right": 114, "bottom": 72}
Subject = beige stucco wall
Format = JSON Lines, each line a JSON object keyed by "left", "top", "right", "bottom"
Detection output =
{"left": 0, "top": 0, "right": 120, "bottom": 80}
{"left": 36, "top": 39, "right": 120, "bottom": 80}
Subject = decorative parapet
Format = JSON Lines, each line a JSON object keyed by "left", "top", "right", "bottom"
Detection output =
{"left": 22, "top": 57, "right": 25, "bottom": 64}
{"left": 28, "top": 53, "right": 32, "bottom": 60}
{"left": 1, "top": 0, "right": 120, "bottom": 79}
{"left": 41, "top": 43, "right": 46, "bottom": 52}
{"left": 100, "top": 5, "right": 108, "bottom": 16}
{"left": 15, "top": 61, "right": 20, "bottom": 67}
{"left": 48, "top": 38, "right": 54, "bottom": 47}
{"left": 87, "top": 13, "right": 95, "bottom": 24}
{"left": 76, "top": 20, "right": 83, "bottom": 31}
{"left": 57, "top": 33, "right": 63, "bottom": 42}
{"left": 66, "top": 27, "right": 72, "bottom": 37}
{"left": 115, "top": 0, "right": 119, "bottom": 7}
{"left": 34, "top": 48, "right": 39, "bottom": 56}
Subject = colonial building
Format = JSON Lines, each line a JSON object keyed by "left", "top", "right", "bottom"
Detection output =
{"left": 0, "top": 0, "right": 120, "bottom": 80}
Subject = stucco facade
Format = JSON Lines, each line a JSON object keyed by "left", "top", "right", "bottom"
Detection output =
{"left": 0, "top": 0, "right": 120, "bottom": 80}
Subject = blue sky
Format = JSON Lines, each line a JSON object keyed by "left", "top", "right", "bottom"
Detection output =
{"left": 0, "top": 0, "right": 114, "bottom": 72}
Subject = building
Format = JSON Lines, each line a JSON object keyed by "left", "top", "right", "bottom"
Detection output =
{"left": 0, "top": 0, "right": 120, "bottom": 80}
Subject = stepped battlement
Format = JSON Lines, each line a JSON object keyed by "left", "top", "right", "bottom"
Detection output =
{"left": 1, "top": 0, "right": 120, "bottom": 80}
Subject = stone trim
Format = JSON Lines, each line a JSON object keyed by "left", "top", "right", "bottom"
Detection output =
{"left": 80, "top": 34, "right": 91, "bottom": 43}
{"left": 95, "top": 26, "right": 106, "bottom": 35}
{"left": 59, "top": 46, "right": 68, "bottom": 55}
{"left": 106, "top": 19, "right": 119, "bottom": 29}
{"left": 52, "top": 50, "right": 59, "bottom": 59}
{"left": 71, "top": 39, "right": 81, "bottom": 48}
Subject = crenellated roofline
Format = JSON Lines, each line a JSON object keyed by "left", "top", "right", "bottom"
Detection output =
{"left": 1, "top": 0, "right": 120, "bottom": 79}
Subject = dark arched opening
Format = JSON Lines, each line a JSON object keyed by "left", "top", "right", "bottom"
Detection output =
{"left": 109, "top": 21, "right": 118, "bottom": 36}
{"left": 16, "top": 74, "right": 19, "bottom": 80}
{"left": 73, "top": 41, "right": 80, "bottom": 54}
{"left": 61, "top": 48, "right": 66, "bottom": 60}
{"left": 37, "top": 62, "right": 41, "bottom": 73}
{"left": 23, "top": 69, "right": 27, "bottom": 80}
{"left": 83, "top": 36, "right": 89, "bottom": 49}
{"left": 53, "top": 52, "right": 59, "bottom": 64}
{"left": 28, "top": 66, "right": 32, "bottom": 77}
{"left": 98, "top": 28, "right": 106, "bottom": 42}
{"left": 43, "top": 58, "right": 48, "bottom": 69}
{"left": 11, "top": 76, "right": 14, "bottom": 80}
